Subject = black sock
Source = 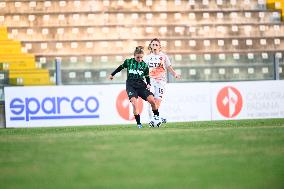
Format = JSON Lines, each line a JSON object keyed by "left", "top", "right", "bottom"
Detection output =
{"left": 134, "top": 114, "right": 141, "bottom": 125}
{"left": 152, "top": 109, "right": 159, "bottom": 116}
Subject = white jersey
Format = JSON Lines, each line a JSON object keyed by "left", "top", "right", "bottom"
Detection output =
{"left": 143, "top": 52, "right": 171, "bottom": 82}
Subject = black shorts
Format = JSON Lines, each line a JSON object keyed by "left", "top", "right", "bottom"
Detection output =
{"left": 126, "top": 79, "right": 153, "bottom": 101}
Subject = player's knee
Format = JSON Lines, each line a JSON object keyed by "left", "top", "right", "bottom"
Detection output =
{"left": 149, "top": 99, "right": 156, "bottom": 106}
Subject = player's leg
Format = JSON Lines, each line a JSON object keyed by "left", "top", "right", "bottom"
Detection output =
{"left": 146, "top": 94, "right": 159, "bottom": 116}
{"left": 138, "top": 86, "right": 161, "bottom": 127}
{"left": 147, "top": 79, "right": 159, "bottom": 120}
{"left": 126, "top": 84, "right": 142, "bottom": 128}
{"left": 153, "top": 79, "right": 166, "bottom": 108}
{"left": 154, "top": 98, "right": 162, "bottom": 109}
{"left": 139, "top": 87, "right": 160, "bottom": 117}
{"left": 137, "top": 86, "right": 159, "bottom": 116}
{"left": 129, "top": 97, "right": 142, "bottom": 128}
{"left": 145, "top": 94, "right": 160, "bottom": 127}
{"left": 153, "top": 80, "right": 167, "bottom": 123}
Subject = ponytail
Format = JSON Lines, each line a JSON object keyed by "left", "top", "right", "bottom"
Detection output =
{"left": 134, "top": 46, "right": 144, "bottom": 55}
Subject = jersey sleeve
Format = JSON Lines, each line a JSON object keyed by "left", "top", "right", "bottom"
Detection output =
{"left": 111, "top": 59, "right": 128, "bottom": 76}
{"left": 144, "top": 65, "right": 150, "bottom": 85}
{"left": 111, "top": 65, "right": 124, "bottom": 76}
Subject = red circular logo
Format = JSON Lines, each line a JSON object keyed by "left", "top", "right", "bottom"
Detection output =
{"left": 216, "top": 86, "right": 243, "bottom": 118}
{"left": 116, "top": 90, "right": 143, "bottom": 120}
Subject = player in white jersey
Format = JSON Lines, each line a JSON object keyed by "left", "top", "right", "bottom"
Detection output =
{"left": 144, "top": 38, "right": 181, "bottom": 122}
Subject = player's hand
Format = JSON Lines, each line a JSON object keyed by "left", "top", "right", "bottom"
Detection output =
{"left": 174, "top": 73, "right": 181, "bottom": 79}
{"left": 109, "top": 75, "right": 114, "bottom": 80}
{"left": 147, "top": 84, "right": 151, "bottom": 90}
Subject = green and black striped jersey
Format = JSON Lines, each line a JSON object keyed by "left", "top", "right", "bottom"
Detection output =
{"left": 111, "top": 58, "right": 150, "bottom": 84}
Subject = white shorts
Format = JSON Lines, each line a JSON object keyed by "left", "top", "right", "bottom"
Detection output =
{"left": 150, "top": 79, "right": 166, "bottom": 100}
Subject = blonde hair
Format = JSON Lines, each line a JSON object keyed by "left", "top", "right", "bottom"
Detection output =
{"left": 148, "top": 38, "right": 161, "bottom": 53}
{"left": 134, "top": 46, "right": 144, "bottom": 55}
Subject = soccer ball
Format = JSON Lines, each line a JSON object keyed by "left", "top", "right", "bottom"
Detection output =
{"left": 149, "top": 116, "right": 162, "bottom": 127}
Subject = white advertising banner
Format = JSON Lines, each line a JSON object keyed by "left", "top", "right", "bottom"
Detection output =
{"left": 4, "top": 83, "right": 212, "bottom": 128}
{"left": 211, "top": 80, "right": 284, "bottom": 120}
{"left": 4, "top": 85, "right": 149, "bottom": 128}
{"left": 159, "top": 83, "right": 212, "bottom": 122}
{"left": 4, "top": 80, "right": 284, "bottom": 128}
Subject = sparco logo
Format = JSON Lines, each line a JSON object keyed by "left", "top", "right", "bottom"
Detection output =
{"left": 9, "top": 96, "right": 100, "bottom": 121}
{"left": 216, "top": 86, "right": 243, "bottom": 118}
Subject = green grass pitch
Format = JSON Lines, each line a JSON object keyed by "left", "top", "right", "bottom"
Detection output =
{"left": 0, "top": 119, "right": 284, "bottom": 189}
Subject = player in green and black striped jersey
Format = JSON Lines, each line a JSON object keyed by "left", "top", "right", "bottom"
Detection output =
{"left": 109, "top": 46, "right": 160, "bottom": 128}
{"left": 111, "top": 54, "right": 150, "bottom": 87}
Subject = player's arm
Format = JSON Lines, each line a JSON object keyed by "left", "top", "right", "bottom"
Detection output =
{"left": 144, "top": 66, "right": 151, "bottom": 89}
{"left": 164, "top": 54, "right": 180, "bottom": 79}
{"left": 109, "top": 60, "right": 127, "bottom": 80}
{"left": 167, "top": 65, "right": 181, "bottom": 79}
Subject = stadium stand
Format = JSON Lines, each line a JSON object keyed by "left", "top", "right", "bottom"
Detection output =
{"left": 0, "top": 26, "right": 53, "bottom": 86}
{"left": 0, "top": 0, "right": 283, "bottom": 84}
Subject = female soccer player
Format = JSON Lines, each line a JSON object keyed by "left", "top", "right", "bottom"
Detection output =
{"left": 109, "top": 46, "right": 160, "bottom": 128}
{"left": 143, "top": 38, "right": 181, "bottom": 122}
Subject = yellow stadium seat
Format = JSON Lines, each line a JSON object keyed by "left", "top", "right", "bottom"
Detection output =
{"left": 0, "top": 26, "right": 8, "bottom": 40}
{"left": 274, "top": 0, "right": 283, "bottom": 10}
{"left": 9, "top": 77, "right": 53, "bottom": 86}
{"left": 8, "top": 69, "right": 49, "bottom": 78}
{"left": 0, "top": 40, "right": 22, "bottom": 54}
{"left": 0, "top": 39, "right": 21, "bottom": 46}
{"left": 267, "top": 0, "right": 276, "bottom": 9}
{"left": 0, "top": 54, "right": 35, "bottom": 64}
{"left": 0, "top": 62, "right": 36, "bottom": 70}
{"left": 8, "top": 69, "right": 52, "bottom": 86}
